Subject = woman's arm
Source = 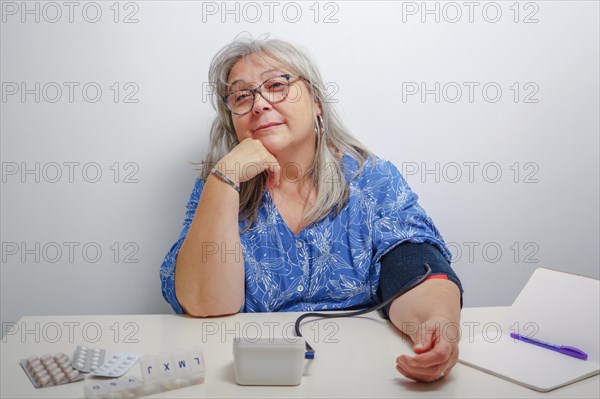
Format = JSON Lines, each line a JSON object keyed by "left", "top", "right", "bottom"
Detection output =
{"left": 175, "top": 170, "right": 245, "bottom": 317}
{"left": 174, "top": 138, "right": 282, "bottom": 317}
{"left": 389, "top": 279, "right": 461, "bottom": 382}
{"left": 377, "top": 241, "right": 463, "bottom": 382}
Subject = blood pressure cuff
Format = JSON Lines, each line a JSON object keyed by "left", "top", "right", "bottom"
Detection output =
{"left": 376, "top": 242, "right": 464, "bottom": 319}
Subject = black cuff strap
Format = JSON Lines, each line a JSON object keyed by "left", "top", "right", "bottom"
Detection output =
{"left": 377, "top": 242, "right": 464, "bottom": 319}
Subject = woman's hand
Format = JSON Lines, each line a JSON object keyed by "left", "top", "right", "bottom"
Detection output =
{"left": 215, "top": 138, "right": 281, "bottom": 188}
{"left": 395, "top": 316, "right": 460, "bottom": 382}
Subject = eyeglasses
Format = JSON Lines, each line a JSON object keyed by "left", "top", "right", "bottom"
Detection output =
{"left": 223, "top": 74, "right": 306, "bottom": 116}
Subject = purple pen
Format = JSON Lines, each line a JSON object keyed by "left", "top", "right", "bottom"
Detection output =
{"left": 509, "top": 332, "right": 588, "bottom": 360}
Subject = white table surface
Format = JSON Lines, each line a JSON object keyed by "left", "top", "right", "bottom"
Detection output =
{"left": 1, "top": 307, "right": 598, "bottom": 398}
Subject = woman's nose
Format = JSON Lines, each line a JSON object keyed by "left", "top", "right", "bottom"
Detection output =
{"left": 252, "top": 93, "right": 272, "bottom": 114}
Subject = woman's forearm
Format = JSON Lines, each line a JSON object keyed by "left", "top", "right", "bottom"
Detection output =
{"left": 388, "top": 279, "right": 461, "bottom": 343}
{"left": 175, "top": 174, "right": 245, "bottom": 317}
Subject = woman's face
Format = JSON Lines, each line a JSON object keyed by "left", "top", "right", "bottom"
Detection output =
{"left": 226, "top": 54, "right": 321, "bottom": 159}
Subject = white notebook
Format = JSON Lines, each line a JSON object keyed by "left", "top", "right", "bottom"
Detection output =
{"left": 459, "top": 268, "right": 599, "bottom": 392}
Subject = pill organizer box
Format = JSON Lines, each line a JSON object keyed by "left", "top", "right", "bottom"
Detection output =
{"left": 84, "top": 347, "right": 205, "bottom": 398}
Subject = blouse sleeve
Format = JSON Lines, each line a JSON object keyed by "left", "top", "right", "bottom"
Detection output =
{"left": 159, "top": 177, "right": 205, "bottom": 314}
{"left": 370, "top": 159, "right": 451, "bottom": 267}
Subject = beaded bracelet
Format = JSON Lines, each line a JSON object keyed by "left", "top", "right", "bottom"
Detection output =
{"left": 210, "top": 168, "right": 241, "bottom": 193}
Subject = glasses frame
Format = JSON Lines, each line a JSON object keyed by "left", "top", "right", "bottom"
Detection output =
{"left": 222, "top": 73, "right": 306, "bottom": 116}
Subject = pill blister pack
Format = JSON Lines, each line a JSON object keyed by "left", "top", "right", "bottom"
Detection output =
{"left": 88, "top": 352, "right": 140, "bottom": 378}
{"left": 20, "top": 353, "right": 84, "bottom": 388}
{"left": 72, "top": 346, "right": 106, "bottom": 372}
{"left": 84, "top": 348, "right": 205, "bottom": 399}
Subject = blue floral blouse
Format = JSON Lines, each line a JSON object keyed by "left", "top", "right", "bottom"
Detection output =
{"left": 160, "top": 154, "right": 451, "bottom": 314}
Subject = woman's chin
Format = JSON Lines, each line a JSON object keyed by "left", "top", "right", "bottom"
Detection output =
{"left": 257, "top": 136, "right": 283, "bottom": 153}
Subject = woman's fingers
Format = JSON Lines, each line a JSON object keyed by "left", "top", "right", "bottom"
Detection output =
{"left": 396, "top": 359, "right": 445, "bottom": 382}
{"left": 267, "top": 164, "right": 281, "bottom": 187}
{"left": 395, "top": 337, "right": 459, "bottom": 382}
{"left": 221, "top": 138, "right": 281, "bottom": 185}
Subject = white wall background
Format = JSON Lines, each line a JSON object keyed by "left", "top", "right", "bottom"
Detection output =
{"left": 1, "top": 0, "right": 599, "bottom": 327}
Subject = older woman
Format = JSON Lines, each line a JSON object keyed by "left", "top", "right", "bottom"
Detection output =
{"left": 160, "top": 35, "right": 463, "bottom": 383}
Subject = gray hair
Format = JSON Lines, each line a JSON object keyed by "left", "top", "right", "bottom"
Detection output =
{"left": 197, "top": 33, "right": 374, "bottom": 233}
